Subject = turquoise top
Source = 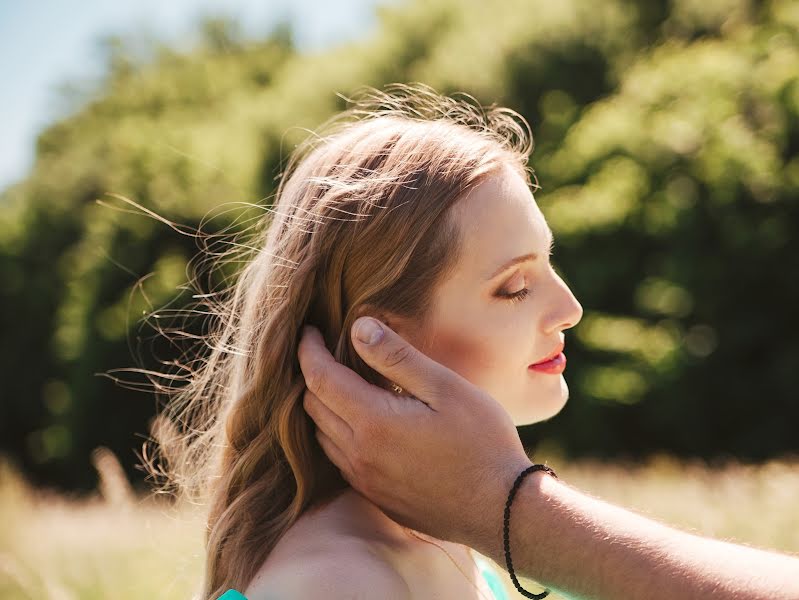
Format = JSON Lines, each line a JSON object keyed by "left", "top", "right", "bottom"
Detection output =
{"left": 473, "top": 552, "right": 510, "bottom": 600}
{"left": 216, "top": 553, "right": 509, "bottom": 600}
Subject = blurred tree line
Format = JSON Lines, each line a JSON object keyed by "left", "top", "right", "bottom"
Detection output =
{"left": 1, "top": 0, "right": 797, "bottom": 492}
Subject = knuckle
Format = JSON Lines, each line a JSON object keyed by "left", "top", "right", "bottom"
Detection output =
{"left": 383, "top": 343, "right": 412, "bottom": 369}
{"left": 351, "top": 451, "right": 374, "bottom": 486}
{"left": 357, "top": 456, "right": 384, "bottom": 500}
{"left": 302, "top": 389, "right": 315, "bottom": 414}
{"left": 304, "top": 364, "right": 328, "bottom": 398}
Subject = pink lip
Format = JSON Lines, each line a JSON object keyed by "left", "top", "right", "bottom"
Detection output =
{"left": 528, "top": 352, "right": 566, "bottom": 374}
{"left": 529, "top": 342, "right": 566, "bottom": 374}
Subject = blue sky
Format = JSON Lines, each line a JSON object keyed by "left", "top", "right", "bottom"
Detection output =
{"left": 0, "top": 0, "right": 392, "bottom": 192}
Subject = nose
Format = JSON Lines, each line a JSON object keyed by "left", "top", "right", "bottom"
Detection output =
{"left": 543, "top": 271, "right": 583, "bottom": 335}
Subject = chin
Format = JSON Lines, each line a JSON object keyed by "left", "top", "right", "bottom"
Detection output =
{"left": 514, "top": 377, "right": 569, "bottom": 425}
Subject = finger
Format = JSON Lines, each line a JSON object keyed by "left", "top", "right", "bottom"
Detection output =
{"left": 350, "top": 317, "right": 464, "bottom": 409}
{"left": 315, "top": 428, "right": 353, "bottom": 482}
{"left": 303, "top": 388, "right": 354, "bottom": 449}
{"left": 297, "top": 324, "right": 388, "bottom": 426}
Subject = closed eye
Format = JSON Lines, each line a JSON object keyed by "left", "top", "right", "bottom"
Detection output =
{"left": 498, "top": 287, "right": 530, "bottom": 303}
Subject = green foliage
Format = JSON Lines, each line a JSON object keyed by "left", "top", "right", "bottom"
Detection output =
{"left": 1, "top": 0, "right": 797, "bottom": 490}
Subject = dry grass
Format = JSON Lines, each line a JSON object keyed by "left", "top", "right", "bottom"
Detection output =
{"left": 1, "top": 449, "right": 797, "bottom": 600}
{"left": 548, "top": 451, "right": 799, "bottom": 555}
{"left": 0, "top": 450, "right": 207, "bottom": 600}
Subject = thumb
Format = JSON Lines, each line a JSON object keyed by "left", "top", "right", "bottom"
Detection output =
{"left": 350, "top": 316, "right": 461, "bottom": 408}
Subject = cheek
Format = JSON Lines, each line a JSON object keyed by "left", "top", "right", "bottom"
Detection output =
{"left": 424, "top": 323, "right": 506, "bottom": 384}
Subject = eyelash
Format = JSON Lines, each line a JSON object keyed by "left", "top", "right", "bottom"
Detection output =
{"left": 499, "top": 287, "right": 531, "bottom": 303}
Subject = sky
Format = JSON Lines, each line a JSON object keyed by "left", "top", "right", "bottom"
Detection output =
{"left": 0, "top": 0, "right": 393, "bottom": 192}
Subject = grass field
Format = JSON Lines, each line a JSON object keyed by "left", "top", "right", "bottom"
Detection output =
{"left": 1, "top": 450, "right": 797, "bottom": 599}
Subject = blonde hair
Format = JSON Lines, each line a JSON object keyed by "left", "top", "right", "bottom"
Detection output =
{"left": 140, "top": 82, "right": 535, "bottom": 598}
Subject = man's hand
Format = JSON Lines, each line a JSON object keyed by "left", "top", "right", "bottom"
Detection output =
{"left": 297, "top": 316, "right": 534, "bottom": 550}
{"left": 297, "top": 317, "right": 799, "bottom": 600}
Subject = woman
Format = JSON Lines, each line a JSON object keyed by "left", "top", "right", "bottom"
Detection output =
{"left": 147, "top": 82, "right": 582, "bottom": 599}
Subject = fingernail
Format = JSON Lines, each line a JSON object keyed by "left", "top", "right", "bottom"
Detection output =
{"left": 354, "top": 317, "right": 384, "bottom": 345}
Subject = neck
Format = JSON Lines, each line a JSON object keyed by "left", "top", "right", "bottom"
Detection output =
{"left": 306, "top": 486, "right": 418, "bottom": 546}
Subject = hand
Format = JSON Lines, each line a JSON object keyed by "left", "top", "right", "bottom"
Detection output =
{"left": 297, "top": 316, "right": 535, "bottom": 551}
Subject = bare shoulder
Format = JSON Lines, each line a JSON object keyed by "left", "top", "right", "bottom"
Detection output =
{"left": 245, "top": 539, "right": 411, "bottom": 600}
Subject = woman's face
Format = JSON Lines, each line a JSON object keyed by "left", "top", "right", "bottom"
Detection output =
{"left": 395, "top": 164, "right": 583, "bottom": 425}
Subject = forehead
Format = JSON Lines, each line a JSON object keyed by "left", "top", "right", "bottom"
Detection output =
{"left": 450, "top": 166, "right": 550, "bottom": 267}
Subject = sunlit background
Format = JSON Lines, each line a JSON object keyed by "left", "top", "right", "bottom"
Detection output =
{"left": 1, "top": 0, "right": 798, "bottom": 598}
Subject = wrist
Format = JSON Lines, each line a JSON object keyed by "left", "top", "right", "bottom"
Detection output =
{"left": 467, "top": 458, "right": 549, "bottom": 560}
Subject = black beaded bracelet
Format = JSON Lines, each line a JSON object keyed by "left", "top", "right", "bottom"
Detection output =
{"left": 503, "top": 463, "right": 559, "bottom": 599}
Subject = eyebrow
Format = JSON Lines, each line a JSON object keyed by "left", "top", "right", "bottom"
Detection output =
{"left": 485, "top": 228, "right": 555, "bottom": 281}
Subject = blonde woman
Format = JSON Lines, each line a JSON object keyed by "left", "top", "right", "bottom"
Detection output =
{"left": 147, "top": 82, "right": 581, "bottom": 599}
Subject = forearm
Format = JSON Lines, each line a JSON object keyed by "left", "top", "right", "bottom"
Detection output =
{"left": 476, "top": 471, "right": 799, "bottom": 600}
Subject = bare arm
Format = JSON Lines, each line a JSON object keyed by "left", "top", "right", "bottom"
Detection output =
{"left": 484, "top": 470, "right": 799, "bottom": 600}
{"left": 297, "top": 318, "right": 799, "bottom": 600}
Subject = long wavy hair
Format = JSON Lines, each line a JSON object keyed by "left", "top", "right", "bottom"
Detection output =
{"left": 139, "top": 82, "right": 535, "bottom": 599}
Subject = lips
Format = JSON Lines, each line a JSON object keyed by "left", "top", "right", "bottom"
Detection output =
{"left": 529, "top": 352, "right": 566, "bottom": 375}
{"left": 531, "top": 341, "right": 565, "bottom": 366}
